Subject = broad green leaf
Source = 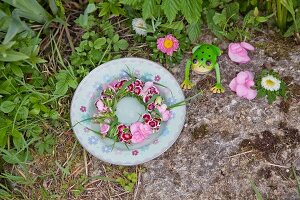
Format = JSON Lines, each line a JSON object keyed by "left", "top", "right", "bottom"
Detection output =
{"left": 0, "top": 79, "right": 14, "bottom": 95}
{"left": 54, "top": 80, "right": 69, "bottom": 96}
{"left": 213, "top": 13, "right": 226, "bottom": 26}
{"left": 180, "top": 0, "right": 202, "bottom": 24}
{"left": 11, "top": 65, "right": 23, "bottom": 77}
{"left": 222, "top": 2, "right": 239, "bottom": 21}
{"left": 3, "top": 16, "right": 25, "bottom": 44}
{"left": 99, "top": 2, "right": 110, "bottom": 17}
{"left": 12, "top": 129, "right": 24, "bottom": 150}
{"left": 2, "top": 0, "right": 52, "bottom": 23}
{"left": 255, "top": 16, "right": 268, "bottom": 23}
{"left": 187, "top": 20, "right": 202, "bottom": 42}
{"left": 120, "top": 0, "right": 142, "bottom": 5}
{"left": 0, "top": 101, "right": 16, "bottom": 113}
{"left": 94, "top": 37, "right": 107, "bottom": 49}
{"left": 76, "top": 3, "right": 97, "bottom": 28}
{"left": 17, "top": 106, "right": 29, "bottom": 120}
{"left": 162, "top": 0, "right": 180, "bottom": 22}
{"left": 0, "top": 50, "right": 29, "bottom": 62}
{"left": 160, "top": 21, "right": 184, "bottom": 30}
{"left": 142, "top": 0, "right": 156, "bottom": 19}
{"left": 112, "top": 34, "right": 120, "bottom": 43}
{"left": 257, "top": 89, "right": 266, "bottom": 98}
{"left": 49, "top": 0, "right": 58, "bottom": 15}
{"left": 0, "top": 128, "right": 8, "bottom": 148}
{"left": 115, "top": 39, "right": 129, "bottom": 50}
{"left": 29, "top": 106, "right": 40, "bottom": 115}
{"left": 54, "top": 70, "right": 77, "bottom": 96}
{"left": 1, "top": 149, "right": 30, "bottom": 164}
{"left": 85, "top": 3, "right": 97, "bottom": 14}
{"left": 206, "top": 9, "right": 223, "bottom": 39}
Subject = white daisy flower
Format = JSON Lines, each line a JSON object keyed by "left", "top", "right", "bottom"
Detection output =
{"left": 132, "top": 18, "right": 147, "bottom": 36}
{"left": 261, "top": 75, "right": 281, "bottom": 91}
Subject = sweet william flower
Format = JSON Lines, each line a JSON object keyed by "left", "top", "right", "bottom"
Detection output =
{"left": 228, "top": 42, "right": 255, "bottom": 64}
{"left": 157, "top": 34, "right": 179, "bottom": 56}
{"left": 229, "top": 71, "right": 257, "bottom": 100}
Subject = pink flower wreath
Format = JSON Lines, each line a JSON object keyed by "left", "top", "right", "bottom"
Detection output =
{"left": 93, "top": 77, "right": 171, "bottom": 144}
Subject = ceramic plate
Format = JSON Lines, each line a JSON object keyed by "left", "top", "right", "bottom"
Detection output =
{"left": 70, "top": 58, "right": 186, "bottom": 165}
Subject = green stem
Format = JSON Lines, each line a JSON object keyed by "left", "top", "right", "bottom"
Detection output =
{"left": 266, "top": 0, "right": 272, "bottom": 14}
{"left": 167, "top": 91, "right": 203, "bottom": 110}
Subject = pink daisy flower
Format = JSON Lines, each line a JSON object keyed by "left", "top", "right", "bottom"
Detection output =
{"left": 157, "top": 34, "right": 179, "bottom": 56}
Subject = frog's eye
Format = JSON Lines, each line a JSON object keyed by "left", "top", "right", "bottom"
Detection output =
{"left": 193, "top": 59, "right": 198, "bottom": 64}
{"left": 206, "top": 60, "right": 211, "bottom": 66}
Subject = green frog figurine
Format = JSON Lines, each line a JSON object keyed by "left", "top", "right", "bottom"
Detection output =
{"left": 180, "top": 44, "right": 225, "bottom": 93}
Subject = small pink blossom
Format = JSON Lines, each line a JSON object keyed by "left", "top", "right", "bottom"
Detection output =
{"left": 153, "top": 139, "right": 159, "bottom": 144}
{"left": 157, "top": 34, "right": 179, "bottom": 56}
{"left": 119, "top": 132, "right": 132, "bottom": 142}
{"left": 148, "top": 86, "right": 159, "bottom": 94}
{"left": 132, "top": 150, "right": 139, "bottom": 156}
{"left": 115, "top": 79, "right": 127, "bottom": 89}
{"left": 95, "top": 99, "right": 107, "bottom": 112}
{"left": 228, "top": 42, "right": 255, "bottom": 64}
{"left": 117, "top": 124, "right": 127, "bottom": 134}
{"left": 142, "top": 113, "right": 151, "bottom": 123}
{"left": 147, "top": 118, "right": 160, "bottom": 130}
{"left": 134, "top": 79, "right": 143, "bottom": 87}
{"left": 80, "top": 106, "right": 86, "bottom": 112}
{"left": 133, "top": 86, "right": 142, "bottom": 95}
{"left": 229, "top": 71, "right": 257, "bottom": 100}
{"left": 130, "top": 122, "right": 152, "bottom": 143}
{"left": 156, "top": 104, "right": 171, "bottom": 121}
{"left": 100, "top": 123, "right": 110, "bottom": 135}
{"left": 154, "top": 75, "right": 161, "bottom": 82}
{"left": 127, "top": 83, "right": 134, "bottom": 92}
{"left": 143, "top": 94, "right": 152, "bottom": 103}
{"left": 147, "top": 102, "right": 155, "bottom": 111}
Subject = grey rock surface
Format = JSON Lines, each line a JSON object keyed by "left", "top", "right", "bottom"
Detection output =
{"left": 138, "top": 35, "right": 300, "bottom": 200}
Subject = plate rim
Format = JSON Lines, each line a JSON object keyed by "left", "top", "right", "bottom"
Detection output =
{"left": 70, "top": 57, "right": 186, "bottom": 165}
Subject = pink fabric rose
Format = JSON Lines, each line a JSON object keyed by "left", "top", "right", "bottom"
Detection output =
{"left": 130, "top": 122, "right": 152, "bottom": 143}
{"left": 228, "top": 42, "right": 255, "bottom": 64}
{"left": 156, "top": 104, "right": 171, "bottom": 121}
{"left": 229, "top": 71, "right": 257, "bottom": 100}
{"left": 100, "top": 123, "right": 110, "bottom": 135}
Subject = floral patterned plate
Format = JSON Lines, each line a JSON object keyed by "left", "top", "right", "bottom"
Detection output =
{"left": 70, "top": 58, "right": 186, "bottom": 165}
